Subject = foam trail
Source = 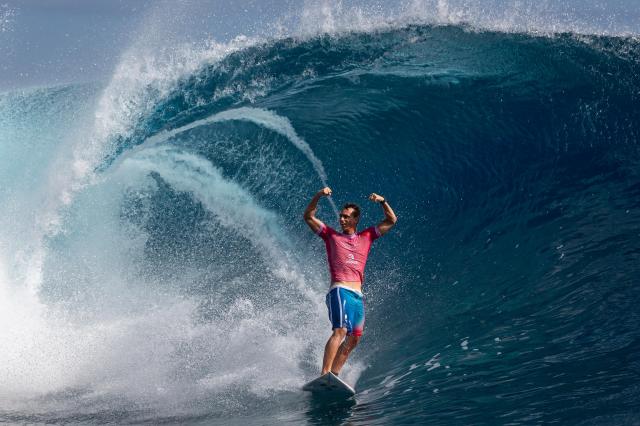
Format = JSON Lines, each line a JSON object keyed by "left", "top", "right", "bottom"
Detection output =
{"left": 123, "top": 145, "right": 283, "bottom": 248}
{"left": 113, "top": 107, "right": 340, "bottom": 216}
{"left": 118, "top": 144, "right": 318, "bottom": 300}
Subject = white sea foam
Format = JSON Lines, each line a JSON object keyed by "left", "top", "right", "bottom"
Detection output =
{"left": 0, "top": 140, "right": 331, "bottom": 408}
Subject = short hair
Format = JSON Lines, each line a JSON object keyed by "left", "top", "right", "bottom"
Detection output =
{"left": 343, "top": 203, "right": 361, "bottom": 218}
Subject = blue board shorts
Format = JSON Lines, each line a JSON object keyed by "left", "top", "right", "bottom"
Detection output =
{"left": 326, "top": 286, "right": 365, "bottom": 336}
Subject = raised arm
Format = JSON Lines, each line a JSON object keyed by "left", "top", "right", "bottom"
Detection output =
{"left": 369, "top": 192, "right": 397, "bottom": 236}
{"left": 304, "top": 187, "right": 332, "bottom": 234}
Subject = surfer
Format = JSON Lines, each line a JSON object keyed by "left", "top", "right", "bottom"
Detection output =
{"left": 304, "top": 187, "right": 397, "bottom": 376}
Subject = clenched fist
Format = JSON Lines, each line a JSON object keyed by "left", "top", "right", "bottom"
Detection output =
{"left": 368, "top": 193, "right": 384, "bottom": 203}
{"left": 318, "top": 187, "right": 332, "bottom": 197}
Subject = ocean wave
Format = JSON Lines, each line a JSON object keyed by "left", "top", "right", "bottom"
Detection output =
{"left": 1, "top": 20, "right": 639, "bottom": 425}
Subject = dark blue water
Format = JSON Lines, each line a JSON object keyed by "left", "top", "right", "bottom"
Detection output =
{"left": 1, "top": 24, "right": 639, "bottom": 425}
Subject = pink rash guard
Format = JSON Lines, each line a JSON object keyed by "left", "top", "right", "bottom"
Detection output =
{"left": 317, "top": 223, "right": 381, "bottom": 283}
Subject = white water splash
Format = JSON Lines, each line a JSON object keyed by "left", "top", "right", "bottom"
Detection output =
{"left": 112, "top": 107, "right": 339, "bottom": 216}
{"left": 293, "top": 0, "right": 639, "bottom": 38}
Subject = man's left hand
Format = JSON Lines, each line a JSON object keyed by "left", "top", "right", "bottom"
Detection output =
{"left": 368, "top": 193, "right": 384, "bottom": 203}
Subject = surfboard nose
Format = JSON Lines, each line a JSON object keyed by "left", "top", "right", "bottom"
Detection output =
{"left": 303, "top": 372, "right": 356, "bottom": 396}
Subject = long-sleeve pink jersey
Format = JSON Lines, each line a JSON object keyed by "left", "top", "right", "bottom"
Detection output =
{"left": 316, "top": 223, "right": 381, "bottom": 283}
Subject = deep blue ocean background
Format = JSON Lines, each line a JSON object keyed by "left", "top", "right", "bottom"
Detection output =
{"left": 1, "top": 22, "right": 639, "bottom": 425}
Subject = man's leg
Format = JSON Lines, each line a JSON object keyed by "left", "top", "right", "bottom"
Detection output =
{"left": 322, "top": 327, "right": 347, "bottom": 375}
{"left": 330, "top": 334, "right": 360, "bottom": 375}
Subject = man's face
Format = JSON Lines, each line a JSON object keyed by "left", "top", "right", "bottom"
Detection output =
{"left": 339, "top": 208, "right": 358, "bottom": 232}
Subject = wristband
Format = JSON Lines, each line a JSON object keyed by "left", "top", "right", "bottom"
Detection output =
{"left": 380, "top": 198, "right": 387, "bottom": 204}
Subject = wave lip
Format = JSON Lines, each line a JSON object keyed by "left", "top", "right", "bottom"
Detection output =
{"left": 291, "top": 0, "right": 640, "bottom": 39}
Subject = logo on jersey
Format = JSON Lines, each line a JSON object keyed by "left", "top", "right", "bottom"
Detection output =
{"left": 346, "top": 253, "right": 358, "bottom": 265}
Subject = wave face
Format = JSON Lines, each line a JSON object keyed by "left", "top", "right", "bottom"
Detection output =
{"left": 1, "top": 24, "right": 640, "bottom": 425}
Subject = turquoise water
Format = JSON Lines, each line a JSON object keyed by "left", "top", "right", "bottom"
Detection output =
{"left": 1, "top": 23, "right": 639, "bottom": 425}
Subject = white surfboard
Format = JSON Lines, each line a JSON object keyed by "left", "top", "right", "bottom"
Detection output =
{"left": 302, "top": 372, "right": 356, "bottom": 396}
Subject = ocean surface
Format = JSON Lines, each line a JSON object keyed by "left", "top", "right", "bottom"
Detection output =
{"left": 1, "top": 17, "right": 640, "bottom": 426}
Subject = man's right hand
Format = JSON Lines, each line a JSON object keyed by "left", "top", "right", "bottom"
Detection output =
{"left": 318, "top": 187, "right": 332, "bottom": 197}
{"left": 305, "top": 187, "right": 331, "bottom": 234}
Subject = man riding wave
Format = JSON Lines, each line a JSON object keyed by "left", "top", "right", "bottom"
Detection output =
{"left": 304, "top": 187, "right": 397, "bottom": 376}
